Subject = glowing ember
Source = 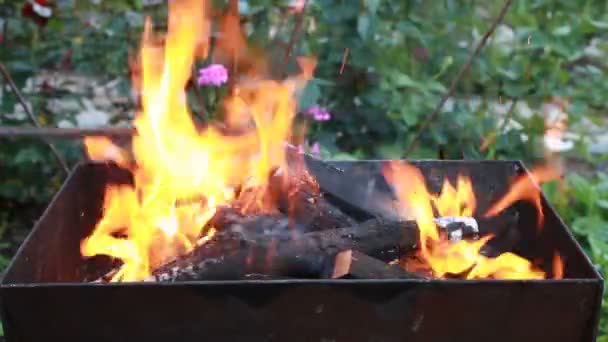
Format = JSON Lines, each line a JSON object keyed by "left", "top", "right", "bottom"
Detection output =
{"left": 82, "top": 0, "right": 315, "bottom": 282}
{"left": 383, "top": 161, "right": 562, "bottom": 280}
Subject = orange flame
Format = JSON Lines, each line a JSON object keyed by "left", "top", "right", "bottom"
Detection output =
{"left": 83, "top": 137, "right": 130, "bottom": 169}
{"left": 484, "top": 166, "right": 561, "bottom": 228}
{"left": 553, "top": 253, "right": 564, "bottom": 280}
{"left": 383, "top": 161, "right": 554, "bottom": 279}
{"left": 82, "top": 0, "right": 314, "bottom": 282}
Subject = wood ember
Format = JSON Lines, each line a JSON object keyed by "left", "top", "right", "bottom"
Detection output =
{"left": 284, "top": 144, "right": 403, "bottom": 221}
{"left": 149, "top": 214, "right": 419, "bottom": 282}
{"left": 331, "top": 250, "right": 421, "bottom": 279}
{"left": 268, "top": 166, "right": 357, "bottom": 232}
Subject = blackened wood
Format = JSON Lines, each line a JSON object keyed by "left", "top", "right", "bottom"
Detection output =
{"left": 477, "top": 206, "right": 519, "bottom": 236}
{"left": 269, "top": 166, "right": 357, "bottom": 232}
{"left": 478, "top": 207, "right": 520, "bottom": 257}
{"left": 149, "top": 217, "right": 419, "bottom": 282}
{"left": 331, "top": 250, "right": 421, "bottom": 279}
{"left": 284, "top": 144, "right": 405, "bottom": 221}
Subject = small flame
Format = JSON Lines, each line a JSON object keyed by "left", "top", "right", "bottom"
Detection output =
{"left": 484, "top": 166, "right": 561, "bottom": 229}
{"left": 467, "top": 253, "right": 546, "bottom": 280}
{"left": 431, "top": 175, "right": 476, "bottom": 218}
{"left": 82, "top": 0, "right": 315, "bottom": 282}
{"left": 553, "top": 253, "right": 564, "bottom": 280}
{"left": 84, "top": 137, "right": 130, "bottom": 169}
{"left": 383, "top": 161, "right": 555, "bottom": 279}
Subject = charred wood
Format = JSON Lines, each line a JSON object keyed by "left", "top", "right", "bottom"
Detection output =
{"left": 268, "top": 166, "right": 357, "bottom": 232}
{"left": 149, "top": 215, "right": 419, "bottom": 282}
{"left": 331, "top": 250, "right": 422, "bottom": 279}
{"left": 284, "top": 144, "right": 403, "bottom": 221}
{"left": 477, "top": 207, "right": 520, "bottom": 237}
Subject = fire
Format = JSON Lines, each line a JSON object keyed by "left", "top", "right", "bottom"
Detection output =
{"left": 82, "top": 0, "right": 314, "bottom": 281}
{"left": 485, "top": 165, "right": 561, "bottom": 228}
{"left": 383, "top": 161, "right": 560, "bottom": 279}
{"left": 553, "top": 253, "right": 564, "bottom": 279}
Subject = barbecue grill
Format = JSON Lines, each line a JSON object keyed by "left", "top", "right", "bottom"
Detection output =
{"left": 0, "top": 159, "right": 602, "bottom": 342}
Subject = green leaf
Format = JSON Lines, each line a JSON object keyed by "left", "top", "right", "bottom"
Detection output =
{"left": 597, "top": 199, "right": 608, "bottom": 210}
{"left": 424, "top": 80, "right": 447, "bottom": 93}
{"left": 552, "top": 25, "right": 572, "bottom": 36}
{"left": 5, "top": 61, "right": 34, "bottom": 74}
{"left": 392, "top": 73, "right": 421, "bottom": 89}
{"left": 586, "top": 19, "right": 608, "bottom": 30}
{"left": 572, "top": 216, "right": 605, "bottom": 236}
{"left": 400, "top": 106, "right": 419, "bottom": 126}
{"left": 588, "top": 228, "right": 608, "bottom": 263}
{"left": 377, "top": 143, "right": 405, "bottom": 159}
{"left": 297, "top": 80, "right": 321, "bottom": 110}
{"left": 364, "top": 0, "right": 380, "bottom": 14}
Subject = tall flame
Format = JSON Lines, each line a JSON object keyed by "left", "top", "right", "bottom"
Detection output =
{"left": 82, "top": 0, "right": 314, "bottom": 281}
{"left": 383, "top": 161, "right": 560, "bottom": 279}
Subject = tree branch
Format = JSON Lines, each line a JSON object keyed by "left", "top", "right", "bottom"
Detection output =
{"left": 0, "top": 126, "right": 134, "bottom": 139}
{"left": 0, "top": 64, "right": 70, "bottom": 175}
{"left": 283, "top": 0, "right": 309, "bottom": 64}
{"left": 401, "top": 0, "right": 515, "bottom": 158}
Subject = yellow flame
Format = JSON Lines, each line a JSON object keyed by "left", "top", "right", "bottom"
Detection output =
{"left": 383, "top": 161, "right": 549, "bottom": 279}
{"left": 82, "top": 0, "right": 315, "bottom": 281}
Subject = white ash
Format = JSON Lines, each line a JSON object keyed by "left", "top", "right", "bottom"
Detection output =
{"left": 434, "top": 216, "right": 478, "bottom": 232}
{"left": 433, "top": 216, "right": 479, "bottom": 242}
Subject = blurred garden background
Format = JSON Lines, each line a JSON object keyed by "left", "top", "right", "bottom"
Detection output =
{"left": 0, "top": 0, "right": 607, "bottom": 339}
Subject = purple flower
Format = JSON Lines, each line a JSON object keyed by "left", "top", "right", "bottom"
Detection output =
{"left": 305, "top": 105, "right": 331, "bottom": 122}
{"left": 310, "top": 141, "right": 321, "bottom": 156}
{"left": 197, "top": 64, "right": 228, "bottom": 87}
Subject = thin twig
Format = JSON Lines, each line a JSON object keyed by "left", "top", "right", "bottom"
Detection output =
{"left": 401, "top": 0, "right": 514, "bottom": 158}
{"left": 0, "top": 126, "right": 135, "bottom": 139}
{"left": 283, "top": 0, "right": 309, "bottom": 64}
{"left": 340, "top": 48, "right": 350, "bottom": 75}
{"left": 0, "top": 64, "right": 70, "bottom": 175}
{"left": 479, "top": 98, "right": 518, "bottom": 152}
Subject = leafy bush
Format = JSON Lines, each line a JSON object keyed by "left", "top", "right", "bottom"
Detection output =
{"left": 543, "top": 175, "right": 608, "bottom": 340}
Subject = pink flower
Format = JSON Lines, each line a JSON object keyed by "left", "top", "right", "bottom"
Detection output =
{"left": 288, "top": 0, "right": 306, "bottom": 13}
{"left": 305, "top": 105, "right": 331, "bottom": 121}
{"left": 197, "top": 64, "right": 228, "bottom": 87}
{"left": 310, "top": 142, "right": 321, "bottom": 156}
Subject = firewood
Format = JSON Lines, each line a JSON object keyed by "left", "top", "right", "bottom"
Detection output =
{"left": 331, "top": 250, "right": 422, "bottom": 279}
{"left": 284, "top": 144, "right": 404, "bottom": 221}
{"left": 268, "top": 166, "right": 357, "bottom": 232}
{"left": 477, "top": 206, "right": 519, "bottom": 236}
{"left": 148, "top": 214, "right": 419, "bottom": 282}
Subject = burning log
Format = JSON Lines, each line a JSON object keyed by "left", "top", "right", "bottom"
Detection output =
{"left": 269, "top": 166, "right": 357, "bottom": 232}
{"left": 331, "top": 250, "right": 422, "bottom": 279}
{"left": 284, "top": 144, "right": 406, "bottom": 221}
{"left": 148, "top": 214, "right": 419, "bottom": 282}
